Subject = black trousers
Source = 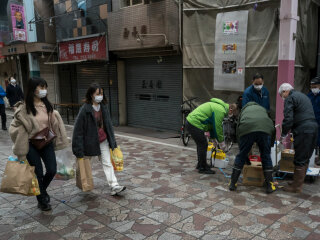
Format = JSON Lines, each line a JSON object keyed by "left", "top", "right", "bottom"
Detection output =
{"left": 235, "top": 132, "right": 272, "bottom": 169}
{"left": 0, "top": 104, "right": 6, "bottom": 128}
{"left": 186, "top": 121, "right": 208, "bottom": 168}
{"left": 26, "top": 142, "right": 57, "bottom": 202}
{"left": 293, "top": 123, "right": 318, "bottom": 166}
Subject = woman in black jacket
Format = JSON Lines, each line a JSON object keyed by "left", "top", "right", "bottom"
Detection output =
{"left": 72, "top": 83, "right": 125, "bottom": 196}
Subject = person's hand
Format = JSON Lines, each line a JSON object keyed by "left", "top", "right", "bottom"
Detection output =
{"left": 279, "top": 135, "right": 287, "bottom": 144}
{"left": 219, "top": 141, "right": 227, "bottom": 152}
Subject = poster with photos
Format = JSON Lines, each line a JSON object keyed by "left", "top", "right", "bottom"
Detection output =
{"left": 213, "top": 11, "right": 248, "bottom": 91}
{"left": 10, "top": 4, "right": 27, "bottom": 41}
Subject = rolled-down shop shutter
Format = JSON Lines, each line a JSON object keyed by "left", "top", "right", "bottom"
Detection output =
{"left": 76, "top": 62, "right": 119, "bottom": 126}
{"left": 39, "top": 58, "right": 58, "bottom": 104}
{"left": 126, "top": 56, "right": 182, "bottom": 132}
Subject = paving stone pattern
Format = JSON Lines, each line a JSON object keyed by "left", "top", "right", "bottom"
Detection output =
{"left": 0, "top": 127, "right": 320, "bottom": 240}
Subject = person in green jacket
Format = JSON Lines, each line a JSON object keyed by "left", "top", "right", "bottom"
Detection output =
{"left": 229, "top": 102, "right": 276, "bottom": 194}
{"left": 186, "top": 98, "right": 238, "bottom": 174}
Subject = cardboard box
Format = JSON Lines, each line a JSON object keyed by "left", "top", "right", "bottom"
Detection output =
{"left": 279, "top": 150, "right": 295, "bottom": 172}
{"left": 242, "top": 161, "right": 264, "bottom": 187}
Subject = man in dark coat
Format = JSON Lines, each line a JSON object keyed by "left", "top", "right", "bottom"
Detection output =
{"left": 279, "top": 83, "right": 318, "bottom": 193}
{"left": 242, "top": 73, "right": 270, "bottom": 112}
{"left": 6, "top": 77, "right": 24, "bottom": 107}
{"left": 307, "top": 76, "right": 320, "bottom": 166}
{"left": 229, "top": 102, "right": 275, "bottom": 194}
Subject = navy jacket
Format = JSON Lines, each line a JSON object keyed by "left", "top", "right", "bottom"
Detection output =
{"left": 308, "top": 91, "right": 320, "bottom": 145}
{"left": 242, "top": 85, "right": 270, "bottom": 111}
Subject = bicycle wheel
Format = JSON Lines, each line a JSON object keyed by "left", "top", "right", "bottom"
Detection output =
{"left": 181, "top": 124, "right": 190, "bottom": 146}
{"left": 224, "top": 137, "right": 233, "bottom": 152}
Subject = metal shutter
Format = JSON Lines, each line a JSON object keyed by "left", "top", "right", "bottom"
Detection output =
{"left": 76, "top": 62, "right": 119, "bottom": 125}
{"left": 126, "top": 56, "right": 182, "bottom": 132}
{"left": 39, "top": 59, "right": 57, "bottom": 104}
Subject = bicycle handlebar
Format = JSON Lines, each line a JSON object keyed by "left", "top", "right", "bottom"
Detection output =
{"left": 182, "top": 97, "right": 198, "bottom": 105}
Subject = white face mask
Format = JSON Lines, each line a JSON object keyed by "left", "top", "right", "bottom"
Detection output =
{"left": 36, "top": 89, "right": 47, "bottom": 98}
{"left": 311, "top": 88, "right": 320, "bottom": 95}
{"left": 253, "top": 84, "right": 263, "bottom": 91}
{"left": 11, "top": 79, "right": 16, "bottom": 84}
{"left": 94, "top": 95, "right": 103, "bottom": 103}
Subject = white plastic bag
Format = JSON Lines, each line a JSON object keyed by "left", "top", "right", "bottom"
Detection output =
{"left": 55, "top": 147, "right": 75, "bottom": 180}
{"left": 3, "top": 97, "right": 9, "bottom": 108}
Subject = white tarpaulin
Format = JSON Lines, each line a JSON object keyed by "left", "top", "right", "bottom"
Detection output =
{"left": 183, "top": 0, "right": 319, "bottom": 119}
{"left": 214, "top": 10, "right": 248, "bottom": 91}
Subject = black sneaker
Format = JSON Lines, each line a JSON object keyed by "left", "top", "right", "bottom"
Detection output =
{"left": 37, "top": 202, "right": 52, "bottom": 211}
{"left": 2, "top": 126, "right": 7, "bottom": 131}
{"left": 198, "top": 168, "right": 216, "bottom": 174}
{"left": 196, "top": 163, "right": 212, "bottom": 170}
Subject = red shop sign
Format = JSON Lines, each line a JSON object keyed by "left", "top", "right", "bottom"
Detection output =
{"left": 59, "top": 36, "right": 107, "bottom": 62}
{"left": 0, "top": 42, "right": 5, "bottom": 59}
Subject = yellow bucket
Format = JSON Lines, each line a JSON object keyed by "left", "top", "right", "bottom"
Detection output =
{"left": 214, "top": 149, "right": 226, "bottom": 160}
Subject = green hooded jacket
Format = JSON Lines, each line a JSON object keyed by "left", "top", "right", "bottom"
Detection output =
{"left": 237, "top": 102, "right": 275, "bottom": 140}
{"left": 186, "top": 98, "right": 229, "bottom": 142}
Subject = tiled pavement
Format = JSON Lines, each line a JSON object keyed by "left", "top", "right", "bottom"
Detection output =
{"left": 0, "top": 126, "right": 320, "bottom": 240}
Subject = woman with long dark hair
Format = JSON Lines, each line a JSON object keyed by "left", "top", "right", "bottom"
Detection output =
{"left": 72, "top": 83, "right": 125, "bottom": 196}
{"left": 9, "top": 77, "right": 69, "bottom": 211}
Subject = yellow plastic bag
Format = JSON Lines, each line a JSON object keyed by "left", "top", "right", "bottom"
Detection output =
{"left": 25, "top": 159, "right": 40, "bottom": 196}
{"left": 110, "top": 147, "right": 123, "bottom": 171}
{"left": 27, "top": 174, "right": 40, "bottom": 196}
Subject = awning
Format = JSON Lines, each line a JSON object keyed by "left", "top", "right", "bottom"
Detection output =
{"left": 0, "top": 42, "right": 56, "bottom": 56}
{"left": 44, "top": 59, "right": 87, "bottom": 65}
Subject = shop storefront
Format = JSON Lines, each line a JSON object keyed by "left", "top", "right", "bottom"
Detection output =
{"left": 125, "top": 55, "right": 182, "bottom": 131}
{"left": 53, "top": 34, "right": 119, "bottom": 125}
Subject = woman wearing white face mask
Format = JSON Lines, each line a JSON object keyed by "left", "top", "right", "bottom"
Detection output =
{"left": 9, "top": 77, "right": 69, "bottom": 211}
{"left": 72, "top": 83, "right": 126, "bottom": 196}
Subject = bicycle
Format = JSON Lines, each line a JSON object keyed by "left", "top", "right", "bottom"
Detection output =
{"left": 180, "top": 97, "right": 198, "bottom": 146}
{"left": 222, "top": 115, "right": 238, "bottom": 152}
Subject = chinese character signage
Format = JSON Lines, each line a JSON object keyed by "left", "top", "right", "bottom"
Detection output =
{"left": 10, "top": 4, "right": 27, "bottom": 41}
{"left": 0, "top": 42, "right": 5, "bottom": 59}
{"left": 214, "top": 11, "right": 248, "bottom": 91}
{"left": 59, "top": 36, "right": 107, "bottom": 62}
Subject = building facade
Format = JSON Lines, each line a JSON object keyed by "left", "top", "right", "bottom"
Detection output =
{"left": 52, "top": 0, "right": 182, "bottom": 131}
{"left": 52, "top": 0, "right": 120, "bottom": 125}
{"left": 0, "top": 0, "right": 58, "bottom": 104}
{"left": 108, "top": 0, "right": 182, "bottom": 131}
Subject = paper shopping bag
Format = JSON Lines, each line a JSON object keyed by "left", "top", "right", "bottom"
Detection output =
{"left": 0, "top": 159, "right": 34, "bottom": 196}
{"left": 76, "top": 158, "right": 94, "bottom": 192}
